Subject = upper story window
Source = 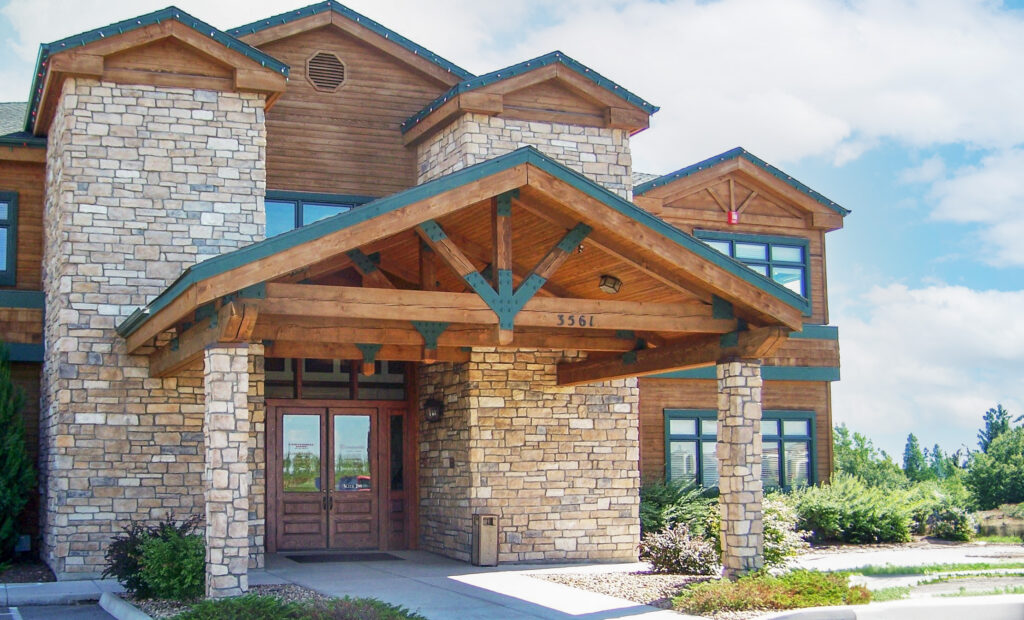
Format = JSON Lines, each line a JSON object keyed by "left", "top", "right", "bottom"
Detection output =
{"left": 0, "top": 191, "right": 18, "bottom": 286}
{"left": 265, "top": 192, "right": 374, "bottom": 238}
{"left": 695, "top": 230, "right": 808, "bottom": 298}
{"left": 665, "top": 409, "right": 815, "bottom": 490}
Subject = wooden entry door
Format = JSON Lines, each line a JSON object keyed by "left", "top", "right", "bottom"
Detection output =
{"left": 272, "top": 405, "right": 381, "bottom": 551}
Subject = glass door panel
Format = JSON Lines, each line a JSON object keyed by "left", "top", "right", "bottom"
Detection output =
{"left": 333, "top": 415, "right": 371, "bottom": 491}
{"left": 276, "top": 413, "right": 327, "bottom": 550}
{"left": 328, "top": 412, "right": 378, "bottom": 549}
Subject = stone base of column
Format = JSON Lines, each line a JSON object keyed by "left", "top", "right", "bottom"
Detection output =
{"left": 204, "top": 344, "right": 251, "bottom": 598}
{"left": 717, "top": 359, "right": 764, "bottom": 580}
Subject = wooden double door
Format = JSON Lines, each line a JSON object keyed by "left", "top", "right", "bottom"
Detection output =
{"left": 268, "top": 402, "right": 409, "bottom": 552}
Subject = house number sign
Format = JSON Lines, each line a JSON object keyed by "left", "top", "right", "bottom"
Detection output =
{"left": 556, "top": 314, "right": 595, "bottom": 327}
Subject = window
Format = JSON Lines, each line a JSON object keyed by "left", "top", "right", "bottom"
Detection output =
{"left": 665, "top": 410, "right": 815, "bottom": 490}
{"left": 0, "top": 191, "right": 17, "bottom": 286}
{"left": 265, "top": 358, "right": 407, "bottom": 401}
{"left": 265, "top": 192, "right": 374, "bottom": 237}
{"left": 695, "top": 230, "right": 808, "bottom": 298}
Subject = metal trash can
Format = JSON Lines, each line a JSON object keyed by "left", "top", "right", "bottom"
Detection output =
{"left": 472, "top": 514, "right": 499, "bottom": 566}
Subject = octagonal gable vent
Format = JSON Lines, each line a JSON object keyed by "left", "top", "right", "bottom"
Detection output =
{"left": 306, "top": 51, "right": 347, "bottom": 92}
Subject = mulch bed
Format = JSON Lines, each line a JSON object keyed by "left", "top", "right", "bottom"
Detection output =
{"left": 130, "top": 584, "right": 329, "bottom": 619}
{"left": 0, "top": 557, "right": 56, "bottom": 583}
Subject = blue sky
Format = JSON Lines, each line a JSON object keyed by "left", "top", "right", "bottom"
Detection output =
{"left": 2, "top": 0, "right": 1022, "bottom": 459}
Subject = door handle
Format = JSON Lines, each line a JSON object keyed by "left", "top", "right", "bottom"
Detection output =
{"left": 322, "top": 494, "right": 328, "bottom": 510}
{"left": 329, "top": 495, "right": 334, "bottom": 510}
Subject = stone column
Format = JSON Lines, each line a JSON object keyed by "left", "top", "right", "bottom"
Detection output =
{"left": 717, "top": 359, "right": 764, "bottom": 579}
{"left": 204, "top": 344, "right": 251, "bottom": 598}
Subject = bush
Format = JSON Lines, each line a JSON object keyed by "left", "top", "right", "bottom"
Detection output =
{"left": 103, "top": 514, "right": 203, "bottom": 598}
{"left": 140, "top": 530, "right": 205, "bottom": 600}
{"left": 173, "top": 595, "right": 427, "bottom": 620}
{"left": 674, "top": 570, "right": 870, "bottom": 614}
{"left": 967, "top": 428, "right": 1024, "bottom": 509}
{"left": 789, "top": 474, "right": 912, "bottom": 543}
{"left": 638, "top": 524, "right": 720, "bottom": 575}
{"left": 0, "top": 345, "right": 34, "bottom": 561}
{"left": 928, "top": 507, "right": 975, "bottom": 542}
{"left": 763, "top": 494, "right": 810, "bottom": 566}
{"left": 639, "top": 479, "right": 715, "bottom": 536}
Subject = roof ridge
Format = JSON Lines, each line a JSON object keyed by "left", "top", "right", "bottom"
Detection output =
{"left": 401, "top": 50, "right": 659, "bottom": 134}
{"left": 227, "top": 0, "right": 474, "bottom": 81}
{"left": 633, "top": 147, "right": 850, "bottom": 216}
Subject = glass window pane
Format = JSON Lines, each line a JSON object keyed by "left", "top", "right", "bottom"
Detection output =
{"left": 302, "top": 202, "right": 350, "bottom": 225}
{"left": 734, "top": 242, "right": 767, "bottom": 260}
{"left": 266, "top": 358, "right": 296, "bottom": 399}
{"left": 358, "top": 360, "right": 406, "bottom": 400}
{"left": 390, "top": 415, "right": 404, "bottom": 491}
{"left": 782, "top": 419, "right": 810, "bottom": 436}
{"left": 784, "top": 442, "right": 810, "bottom": 487}
{"left": 669, "top": 419, "right": 697, "bottom": 436}
{"left": 705, "top": 240, "right": 730, "bottom": 255}
{"left": 771, "top": 245, "right": 803, "bottom": 262}
{"left": 302, "top": 359, "right": 351, "bottom": 400}
{"left": 701, "top": 440, "right": 718, "bottom": 488}
{"left": 0, "top": 228, "right": 7, "bottom": 271}
{"left": 700, "top": 419, "right": 717, "bottom": 436}
{"left": 266, "top": 200, "right": 296, "bottom": 237}
{"left": 282, "top": 415, "right": 321, "bottom": 492}
{"left": 763, "top": 442, "right": 781, "bottom": 488}
{"left": 334, "top": 415, "right": 371, "bottom": 491}
{"left": 747, "top": 264, "right": 769, "bottom": 277}
{"left": 669, "top": 441, "right": 698, "bottom": 484}
{"left": 761, "top": 419, "right": 779, "bottom": 436}
{"left": 0, "top": 202, "right": 8, "bottom": 221}
{"left": 772, "top": 266, "right": 805, "bottom": 295}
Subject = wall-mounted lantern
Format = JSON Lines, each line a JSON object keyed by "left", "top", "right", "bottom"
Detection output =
{"left": 424, "top": 398, "right": 444, "bottom": 422}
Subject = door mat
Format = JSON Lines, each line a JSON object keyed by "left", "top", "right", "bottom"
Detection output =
{"left": 285, "top": 552, "right": 404, "bottom": 563}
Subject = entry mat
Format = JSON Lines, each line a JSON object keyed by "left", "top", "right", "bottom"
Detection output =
{"left": 285, "top": 552, "right": 404, "bottom": 563}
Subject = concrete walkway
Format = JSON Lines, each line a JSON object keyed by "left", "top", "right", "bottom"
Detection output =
{"left": 792, "top": 541, "right": 1024, "bottom": 573}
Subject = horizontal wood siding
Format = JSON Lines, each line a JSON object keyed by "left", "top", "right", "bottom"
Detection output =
{"left": 0, "top": 307, "right": 43, "bottom": 345}
{"left": 765, "top": 338, "right": 839, "bottom": 368}
{"left": 638, "top": 377, "right": 832, "bottom": 485}
{"left": 0, "top": 161, "right": 44, "bottom": 290}
{"left": 257, "top": 27, "right": 450, "bottom": 196}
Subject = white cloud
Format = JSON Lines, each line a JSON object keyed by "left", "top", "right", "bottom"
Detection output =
{"left": 900, "top": 155, "right": 946, "bottom": 185}
{"left": 832, "top": 283, "right": 1024, "bottom": 456}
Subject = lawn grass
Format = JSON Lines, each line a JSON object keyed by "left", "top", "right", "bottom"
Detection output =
{"left": 673, "top": 570, "right": 870, "bottom": 614}
{"left": 870, "top": 586, "right": 911, "bottom": 602}
{"left": 939, "top": 585, "right": 1024, "bottom": 598}
{"left": 849, "top": 561, "right": 1024, "bottom": 576}
{"left": 917, "top": 570, "right": 1024, "bottom": 585}
{"left": 974, "top": 534, "right": 1023, "bottom": 544}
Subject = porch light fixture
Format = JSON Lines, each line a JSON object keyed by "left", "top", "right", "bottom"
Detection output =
{"left": 424, "top": 398, "right": 444, "bottom": 422}
{"left": 598, "top": 274, "right": 622, "bottom": 294}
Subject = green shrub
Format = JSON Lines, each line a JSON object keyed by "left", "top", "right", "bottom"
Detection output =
{"left": 790, "top": 474, "right": 912, "bottom": 543}
{"left": 305, "top": 597, "right": 428, "bottom": 619}
{"left": 103, "top": 514, "right": 203, "bottom": 598}
{"left": 763, "top": 494, "right": 810, "bottom": 566}
{"left": 173, "top": 595, "right": 427, "bottom": 620}
{"left": 639, "top": 479, "right": 715, "bottom": 535}
{"left": 674, "top": 570, "right": 870, "bottom": 614}
{"left": 638, "top": 524, "right": 720, "bottom": 575}
{"left": 928, "top": 507, "right": 975, "bottom": 541}
{"left": 140, "top": 530, "right": 205, "bottom": 600}
{"left": 0, "top": 345, "right": 34, "bottom": 561}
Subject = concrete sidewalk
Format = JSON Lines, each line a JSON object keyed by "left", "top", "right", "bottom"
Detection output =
{"left": 0, "top": 579, "right": 121, "bottom": 607}
{"left": 793, "top": 541, "right": 1024, "bottom": 572}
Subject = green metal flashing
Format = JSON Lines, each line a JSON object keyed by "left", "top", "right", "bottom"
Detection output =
{"left": 0, "top": 290, "right": 44, "bottom": 309}
{"left": 267, "top": 190, "right": 377, "bottom": 205}
{"left": 650, "top": 365, "right": 840, "bottom": 382}
{"left": 791, "top": 324, "right": 838, "bottom": 340}
{"left": 117, "top": 146, "right": 810, "bottom": 339}
{"left": 0, "top": 132, "right": 46, "bottom": 148}
{"left": 7, "top": 343, "right": 43, "bottom": 363}
{"left": 228, "top": 1, "right": 473, "bottom": 80}
{"left": 402, "top": 50, "right": 659, "bottom": 134}
{"left": 634, "top": 147, "right": 850, "bottom": 217}
{"left": 25, "top": 6, "right": 290, "bottom": 132}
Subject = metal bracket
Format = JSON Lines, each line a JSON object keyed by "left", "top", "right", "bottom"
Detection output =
{"left": 494, "top": 189, "right": 519, "bottom": 216}
{"left": 355, "top": 343, "right": 382, "bottom": 364}
{"left": 712, "top": 295, "right": 734, "bottom": 319}
{"left": 419, "top": 220, "right": 447, "bottom": 242}
{"left": 412, "top": 321, "right": 449, "bottom": 350}
{"left": 346, "top": 248, "right": 380, "bottom": 274}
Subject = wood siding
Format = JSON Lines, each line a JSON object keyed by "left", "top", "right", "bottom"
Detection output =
{"left": 0, "top": 307, "right": 43, "bottom": 345}
{"left": 0, "top": 161, "right": 44, "bottom": 290}
{"left": 256, "top": 26, "right": 451, "bottom": 197}
{"left": 638, "top": 377, "right": 833, "bottom": 485}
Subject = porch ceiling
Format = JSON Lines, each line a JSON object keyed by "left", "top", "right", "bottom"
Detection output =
{"left": 121, "top": 147, "right": 807, "bottom": 382}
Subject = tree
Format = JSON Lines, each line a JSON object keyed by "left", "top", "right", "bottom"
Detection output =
{"left": 833, "top": 424, "right": 907, "bottom": 488}
{"left": 966, "top": 427, "right": 1024, "bottom": 509}
{"left": 902, "top": 433, "right": 931, "bottom": 482}
{"left": 0, "top": 346, "right": 34, "bottom": 560}
{"left": 977, "top": 405, "right": 1021, "bottom": 453}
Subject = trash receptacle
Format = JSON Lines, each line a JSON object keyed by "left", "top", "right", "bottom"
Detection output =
{"left": 472, "top": 514, "right": 498, "bottom": 566}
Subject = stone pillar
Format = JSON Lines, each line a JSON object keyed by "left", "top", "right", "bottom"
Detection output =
{"left": 203, "top": 344, "right": 250, "bottom": 598}
{"left": 717, "top": 359, "right": 764, "bottom": 579}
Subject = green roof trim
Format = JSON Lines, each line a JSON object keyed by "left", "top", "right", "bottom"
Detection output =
{"left": 791, "top": 324, "right": 838, "bottom": 340}
{"left": 0, "top": 132, "right": 46, "bottom": 148}
{"left": 651, "top": 365, "right": 839, "bottom": 382}
{"left": 25, "top": 6, "right": 290, "bottom": 132}
{"left": 401, "top": 51, "right": 659, "bottom": 134}
{"left": 0, "top": 290, "right": 45, "bottom": 309}
{"left": 228, "top": 1, "right": 473, "bottom": 81}
{"left": 633, "top": 147, "right": 850, "bottom": 217}
{"left": 117, "top": 146, "right": 808, "bottom": 339}
{"left": 7, "top": 343, "right": 44, "bottom": 363}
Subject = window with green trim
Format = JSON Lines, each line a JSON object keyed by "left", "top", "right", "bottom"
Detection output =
{"left": 265, "top": 192, "right": 374, "bottom": 237}
{"left": 0, "top": 191, "right": 18, "bottom": 286}
{"left": 694, "top": 230, "right": 808, "bottom": 298}
{"left": 665, "top": 409, "right": 815, "bottom": 489}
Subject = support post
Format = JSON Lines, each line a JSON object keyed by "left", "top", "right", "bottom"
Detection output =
{"left": 204, "top": 344, "right": 251, "bottom": 598}
{"left": 717, "top": 358, "right": 764, "bottom": 580}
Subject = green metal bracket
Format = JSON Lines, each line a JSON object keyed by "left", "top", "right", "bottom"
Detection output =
{"left": 419, "top": 220, "right": 447, "bottom": 242}
{"left": 346, "top": 249, "right": 381, "bottom": 274}
{"left": 712, "top": 295, "right": 733, "bottom": 319}
{"left": 622, "top": 351, "right": 638, "bottom": 365}
{"left": 194, "top": 303, "right": 216, "bottom": 322}
{"left": 355, "top": 343, "right": 382, "bottom": 364}
{"left": 719, "top": 319, "right": 748, "bottom": 349}
{"left": 615, "top": 330, "right": 636, "bottom": 340}
{"left": 555, "top": 222, "right": 592, "bottom": 253}
{"left": 494, "top": 189, "right": 519, "bottom": 216}
{"left": 170, "top": 338, "right": 179, "bottom": 352}
{"left": 412, "top": 321, "right": 449, "bottom": 350}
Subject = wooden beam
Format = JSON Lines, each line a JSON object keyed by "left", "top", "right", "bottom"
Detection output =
{"left": 346, "top": 249, "right": 396, "bottom": 289}
{"left": 419, "top": 240, "right": 438, "bottom": 291}
{"left": 444, "top": 229, "right": 571, "bottom": 298}
{"left": 556, "top": 326, "right": 789, "bottom": 386}
{"left": 149, "top": 302, "right": 258, "bottom": 377}
{"left": 416, "top": 221, "right": 479, "bottom": 279}
{"left": 258, "top": 283, "right": 736, "bottom": 334}
{"left": 264, "top": 341, "right": 470, "bottom": 363}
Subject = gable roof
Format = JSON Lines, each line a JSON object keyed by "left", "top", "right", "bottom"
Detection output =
{"left": 23, "top": 5, "right": 290, "bottom": 133}
{"left": 117, "top": 146, "right": 809, "bottom": 342}
{"left": 228, "top": 1, "right": 473, "bottom": 81}
{"left": 634, "top": 147, "right": 850, "bottom": 217}
{"left": 401, "top": 51, "right": 659, "bottom": 134}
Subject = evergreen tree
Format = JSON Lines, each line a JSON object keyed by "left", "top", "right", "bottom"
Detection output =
{"left": 929, "top": 443, "right": 948, "bottom": 479}
{"left": 902, "top": 433, "right": 929, "bottom": 482}
{"left": 0, "top": 345, "right": 34, "bottom": 560}
{"left": 978, "top": 404, "right": 1020, "bottom": 453}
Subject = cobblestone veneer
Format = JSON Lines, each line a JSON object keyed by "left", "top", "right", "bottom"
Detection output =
{"left": 717, "top": 360, "right": 765, "bottom": 579}
{"left": 418, "top": 349, "right": 640, "bottom": 563}
{"left": 416, "top": 114, "right": 633, "bottom": 198}
{"left": 41, "top": 78, "right": 267, "bottom": 578}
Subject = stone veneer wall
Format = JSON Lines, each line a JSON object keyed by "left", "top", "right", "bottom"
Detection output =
{"left": 41, "top": 78, "right": 267, "bottom": 578}
{"left": 416, "top": 114, "right": 633, "bottom": 198}
{"left": 418, "top": 348, "right": 640, "bottom": 563}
